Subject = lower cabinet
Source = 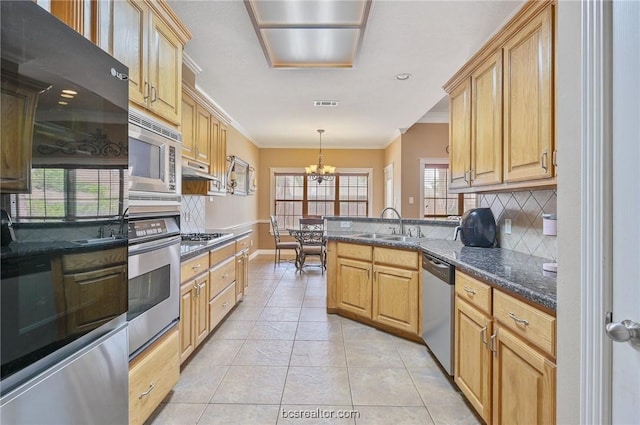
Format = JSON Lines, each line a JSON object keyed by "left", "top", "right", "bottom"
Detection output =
{"left": 332, "top": 242, "right": 420, "bottom": 337}
{"left": 454, "top": 271, "right": 556, "bottom": 425}
{"left": 129, "top": 325, "right": 179, "bottom": 425}
{"left": 179, "top": 274, "right": 208, "bottom": 364}
{"left": 336, "top": 257, "right": 372, "bottom": 319}
{"left": 235, "top": 248, "right": 249, "bottom": 302}
{"left": 209, "top": 281, "right": 236, "bottom": 331}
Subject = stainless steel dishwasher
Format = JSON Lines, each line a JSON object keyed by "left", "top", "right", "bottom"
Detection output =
{"left": 421, "top": 252, "right": 455, "bottom": 375}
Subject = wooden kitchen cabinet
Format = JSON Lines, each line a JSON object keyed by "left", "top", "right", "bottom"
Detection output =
{"left": 181, "top": 90, "right": 197, "bottom": 160}
{"left": 211, "top": 123, "right": 228, "bottom": 195}
{"left": 129, "top": 325, "right": 179, "bottom": 425}
{"left": 503, "top": 5, "right": 554, "bottom": 182}
{"left": 208, "top": 241, "right": 238, "bottom": 331}
{"left": 454, "top": 297, "right": 493, "bottom": 423}
{"left": 235, "top": 235, "right": 250, "bottom": 302}
{"left": 179, "top": 252, "right": 208, "bottom": 364}
{"left": 372, "top": 264, "right": 419, "bottom": 334}
{"left": 97, "top": 0, "right": 190, "bottom": 126}
{"left": 448, "top": 78, "right": 472, "bottom": 190}
{"left": 336, "top": 257, "right": 372, "bottom": 319}
{"left": 332, "top": 242, "right": 421, "bottom": 338}
{"left": 444, "top": 1, "right": 555, "bottom": 193}
{"left": 1, "top": 71, "right": 49, "bottom": 193}
{"left": 454, "top": 270, "right": 556, "bottom": 425}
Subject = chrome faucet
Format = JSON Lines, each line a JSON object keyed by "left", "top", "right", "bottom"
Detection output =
{"left": 380, "top": 207, "right": 403, "bottom": 235}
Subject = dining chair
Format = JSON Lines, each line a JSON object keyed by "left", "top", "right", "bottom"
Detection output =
{"left": 269, "top": 215, "right": 299, "bottom": 269}
{"left": 296, "top": 218, "right": 326, "bottom": 273}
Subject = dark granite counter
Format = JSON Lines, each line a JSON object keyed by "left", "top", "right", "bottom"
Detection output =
{"left": 0, "top": 239, "right": 127, "bottom": 260}
{"left": 327, "top": 234, "right": 557, "bottom": 312}
{"left": 180, "top": 230, "right": 253, "bottom": 261}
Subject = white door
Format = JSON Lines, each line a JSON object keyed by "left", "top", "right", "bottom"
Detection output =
{"left": 384, "top": 163, "right": 394, "bottom": 209}
{"left": 609, "top": 0, "right": 640, "bottom": 422}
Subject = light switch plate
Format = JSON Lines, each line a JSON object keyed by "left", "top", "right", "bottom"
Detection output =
{"left": 504, "top": 219, "right": 512, "bottom": 234}
{"left": 408, "top": 197, "right": 414, "bottom": 204}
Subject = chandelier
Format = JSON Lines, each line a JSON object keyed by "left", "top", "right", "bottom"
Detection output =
{"left": 305, "top": 129, "right": 336, "bottom": 183}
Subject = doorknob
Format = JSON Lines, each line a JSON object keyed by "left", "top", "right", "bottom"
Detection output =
{"left": 605, "top": 319, "right": 640, "bottom": 348}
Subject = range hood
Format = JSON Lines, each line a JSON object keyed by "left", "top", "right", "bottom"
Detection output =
{"left": 182, "top": 158, "right": 217, "bottom": 181}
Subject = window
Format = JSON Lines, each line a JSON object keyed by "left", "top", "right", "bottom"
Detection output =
{"left": 273, "top": 172, "right": 369, "bottom": 228}
{"left": 423, "top": 164, "right": 475, "bottom": 217}
{"left": 11, "top": 167, "right": 127, "bottom": 222}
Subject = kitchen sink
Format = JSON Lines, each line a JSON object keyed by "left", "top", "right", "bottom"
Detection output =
{"left": 72, "top": 236, "right": 125, "bottom": 245}
{"left": 382, "top": 235, "right": 421, "bottom": 243}
{"left": 351, "top": 233, "right": 389, "bottom": 239}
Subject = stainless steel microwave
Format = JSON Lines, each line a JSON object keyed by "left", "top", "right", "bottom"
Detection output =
{"left": 128, "top": 111, "right": 181, "bottom": 200}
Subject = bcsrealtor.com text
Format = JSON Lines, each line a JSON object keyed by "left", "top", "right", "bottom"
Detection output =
{"left": 281, "top": 408, "right": 361, "bottom": 420}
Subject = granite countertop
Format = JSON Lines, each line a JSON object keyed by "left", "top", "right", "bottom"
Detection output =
{"left": 180, "top": 230, "right": 253, "bottom": 260}
{"left": 327, "top": 233, "right": 557, "bottom": 312}
{"left": 0, "top": 239, "right": 127, "bottom": 260}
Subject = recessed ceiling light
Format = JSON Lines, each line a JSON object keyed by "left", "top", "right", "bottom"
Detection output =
{"left": 394, "top": 73, "right": 412, "bottom": 81}
{"left": 58, "top": 101, "right": 68, "bottom": 105}
{"left": 62, "top": 89, "right": 78, "bottom": 95}
{"left": 60, "top": 93, "right": 74, "bottom": 99}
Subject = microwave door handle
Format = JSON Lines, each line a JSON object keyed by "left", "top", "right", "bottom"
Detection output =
{"left": 159, "top": 144, "right": 166, "bottom": 182}
{"left": 129, "top": 235, "right": 181, "bottom": 255}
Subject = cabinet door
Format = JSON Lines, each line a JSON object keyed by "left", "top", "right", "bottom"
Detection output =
{"left": 372, "top": 265, "right": 419, "bottom": 334}
{"left": 99, "top": 0, "right": 148, "bottom": 108}
{"left": 471, "top": 50, "right": 503, "bottom": 187}
{"left": 454, "top": 297, "right": 492, "bottom": 423}
{"left": 194, "top": 104, "right": 211, "bottom": 165}
{"left": 215, "top": 124, "right": 228, "bottom": 194}
{"left": 147, "top": 12, "right": 182, "bottom": 125}
{"left": 194, "top": 277, "right": 208, "bottom": 346}
{"left": 503, "top": 6, "right": 553, "bottom": 182}
{"left": 179, "top": 281, "right": 194, "bottom": 364}
{"left": 493, "top": 326, "right": 556, "bottom": 425}
{"left": 336, "top": 257, "right": 372, "bottom": 319}
{"left": 181, "top": 92, "right": 197, "bottom": 160}
{"left": 449, "top": 79, "right": 472, "bottom": 189}
{"left": 235, "top": 252, "right": 245, "bottom": 302}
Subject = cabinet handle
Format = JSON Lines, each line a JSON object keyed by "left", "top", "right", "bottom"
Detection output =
{"left": 192, "top": 264, "right": 201, "bottom": 270}
{"left": 221, "top": 273, "right": 229, "bottom": 278}
{"left": 508, "top": 312, "right": 529, "bottom": 327}
{"left": 553, "top": 150, "right": 558, "bottom": 168}
{"left": 198, "top": 282, "right": 206, "bottom": 289}
{"left": 222, "top": 301, "right": 229, "bottom": 308}
{"left": 540, "top": 151, "right": 549, "bottom": 172}
{"left": 490, "top": 330, "right": 498, "bottom": 355}
{"left": 463, "top": 170, "right": 469, "bottom": 183}
{"left": 138, "top": 383, "right": 155, "bottom": 399}
{"left": 143, "top": 81, "right": 150, "bottom": 100}
{"left": 237, "top": 258, "right": 243, "bottom": 264}
{"left": 463, "top": 286, "right": 476, "bottom": 295}
{"left": 480, "top": 326, "right": 488, "bottom": 345}
{"left": 469, "top": 169, "right": 475, "bottom": 182}
{"left": 151, "top": 85, "right": 158, "bottom": 103}
{"left": 193, "top": 283, "right": 199, "bottom": 296}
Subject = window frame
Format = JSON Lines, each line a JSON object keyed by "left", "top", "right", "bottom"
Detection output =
{"left": 270, "top": 167, "right": 373, "bottom": 229}
{"left": 419, "top": 158, "right": 475, "bottom": 218}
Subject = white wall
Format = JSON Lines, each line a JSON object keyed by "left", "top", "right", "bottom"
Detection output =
{"left": 556, "top": 1, "right": 582, "bottom": 423}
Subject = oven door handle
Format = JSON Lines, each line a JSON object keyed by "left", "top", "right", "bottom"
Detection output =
{"left": 129, "top": 235, "right": 181, "bottom": 255}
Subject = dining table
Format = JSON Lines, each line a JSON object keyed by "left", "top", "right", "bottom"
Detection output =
{"left": 286, "top": 228, "right": 326, "bottom": 271}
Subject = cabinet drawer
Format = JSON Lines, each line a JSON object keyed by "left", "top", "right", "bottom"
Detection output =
{"left": 62, "top": 246, "right": 126, "bottom": 273}
{"left": 337, "top": 242, "right": 372, "bottom": 261}
{"left": 129, "top": 326, "right": 179, "bottom": 425}
{"left": 209, "top": 242, "right": 235, "bottom": 267}
{"left": 455, "top": 272, "right": 492, "bottom": 314}
{"left": 235, "top": 235, "right": 251, "bottom": 253}
{"left": 209, "top": 282, "right": 236, "bottom": 331}
{"left": 493, "top": 289, "right": 556, "bottom": 358}
{"left": 209, "top": 257, "right": 236, "bottom": 299}
{"left": 374, "top": 247, "right": 419, "bottom": 270}
{"left": 181, "top": 253, "right": 209, "bottom": 283}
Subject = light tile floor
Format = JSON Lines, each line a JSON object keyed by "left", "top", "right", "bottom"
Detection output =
{"left": 146, "top": 256, "right": 480, "bottom": 425}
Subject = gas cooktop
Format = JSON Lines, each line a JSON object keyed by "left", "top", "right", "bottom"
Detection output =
{"left": 181, "top": 233, "right": 226, "bottom": 242}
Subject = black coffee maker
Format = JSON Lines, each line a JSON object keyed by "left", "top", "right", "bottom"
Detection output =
{"left": 1, "top": 208, "right": 16, "bottom": 246}
{"left": 454, "top": 208, "right": 497, "bottom": 247}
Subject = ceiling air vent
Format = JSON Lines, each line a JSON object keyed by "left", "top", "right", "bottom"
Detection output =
{"left": 314, "top": 100, "right": 339, "bottom": 107}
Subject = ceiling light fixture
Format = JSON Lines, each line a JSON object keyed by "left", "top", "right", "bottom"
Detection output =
{"left": 394, "top": 73, "right": 412, "bottom": 81}
{"left": 305, "top": 129, "right": 336, "bottom": 184}
{"left": 62, "top": 89, "right": 78, "bottom": 95}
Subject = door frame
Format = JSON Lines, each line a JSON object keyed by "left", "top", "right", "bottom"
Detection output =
{"left": 565, "top": 1, "right": 614, "bottom": 423}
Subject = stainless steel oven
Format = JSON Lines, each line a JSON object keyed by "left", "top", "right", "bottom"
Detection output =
{"left": 127, "top": 214, "right": 181, "bottom": 357}
{"left": 129, "top": 110, "right": 181, "bottom": 201}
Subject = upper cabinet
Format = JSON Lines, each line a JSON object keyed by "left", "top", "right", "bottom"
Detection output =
{"left": 444, "top": 0, "right": 555, "bottom": 193}
{"left": 503, "top": 7, "right": 553, "bottom": 182}
{"left": 97, "top": 0, "right": 191, "bottom": 127}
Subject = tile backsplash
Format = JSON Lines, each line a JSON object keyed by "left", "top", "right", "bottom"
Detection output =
{"left": 478, "top": 189, "right": 557, "bottom": 260}
{"left": 181, "top": 195, "right": 205, "bottom": 233}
